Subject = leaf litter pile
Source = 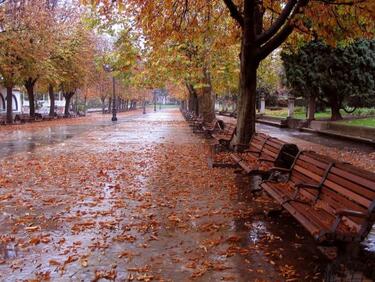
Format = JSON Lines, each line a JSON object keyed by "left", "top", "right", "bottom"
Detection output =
{"left": 0, "top": 111, "right": 331, "bottom": 281}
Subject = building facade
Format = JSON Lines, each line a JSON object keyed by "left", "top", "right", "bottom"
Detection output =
{"left": 0, "top": 86, "right": 22, "bottom": 114}
{"left": 0, "top": 86, "right": 66, "bottom": 115}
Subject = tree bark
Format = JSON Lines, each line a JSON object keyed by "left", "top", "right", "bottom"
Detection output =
{"left": 25, "top": 78, "right": 37, "bottom": 117}
{"left": 101, "top": 97, "right": 106, "bottom": 114}
{"left": 198, "top": 68, "right": 216, "bottom": 122}
{"left": 63, "top": 92, "right": 74, "bottom": 117}
{"left": 186, "top": 83, "right": 199, "bottom": 116}
{"left": 327, "top": 93, "right": 343, "bottom": 120}
{"left": 48, "top": 84, "right": 55, "bottom": 117}
{"left": 331, "top": 103, "right": 342, "bottom": 120}
{"left": 307, "top": 95, "right": 316, "bottom": 120}
{"left": 235, "top": 33, "right": 259, "bottom": 144}
{"left": 6, "top": 86, "right": 13, "bottom": 124}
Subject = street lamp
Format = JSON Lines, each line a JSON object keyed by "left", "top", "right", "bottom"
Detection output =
{"left": 103, "top": 64, "right": 117, "bottom": 121}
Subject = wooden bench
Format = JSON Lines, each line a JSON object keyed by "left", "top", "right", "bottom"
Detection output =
{"left": 262, "top": 152, "right": 375, "bottom": 243}
{"left": 230, "top": 134, "right": 299, "bottom": 176}
{"left": 202, "top": 118, "right": 223, "bottom": 135}
{"left": 190, "top": 116, "right": 204, "bottom": 132}
{"left": 0, "top": 116, "right": 7, "bottom": 124}
{"left": 212, "top": 123, "right": 236, "bottom": 149}
{"left": 14, "top": 114, "right": 35, "bottom": 123}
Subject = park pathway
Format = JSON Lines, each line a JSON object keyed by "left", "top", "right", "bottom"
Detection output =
{"left": 0, "top": 108, "right": 372, "bottom": 281}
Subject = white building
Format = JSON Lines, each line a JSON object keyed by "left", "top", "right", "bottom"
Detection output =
{"left": 22, "top": 92, "right": 66, "bottom": 115}
{"left": 0, "top": 85, "right": 68, "bottom": 116}
{"left": 0, "top": 86, "right": 22, "bottom": 114}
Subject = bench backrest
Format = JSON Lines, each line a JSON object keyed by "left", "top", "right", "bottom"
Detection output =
{"left": 288, "top": 151, "right": 336, "bottom": 201}
{"left": 224, "top": 123, "right": 236, "bottom": 136}
{"left": 248, "top": 133, "right": 270, "bottom": 154}
{"left": 259, "top": 137, "right": 286, "bottom": 162}
{"left": 318, "top": 163, "right": 375, "bottom": 236}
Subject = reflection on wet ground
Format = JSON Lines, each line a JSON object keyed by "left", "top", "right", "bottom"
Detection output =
{"left": 0, "top": 108, "right": 374, "bottom": 281}
{"left": 0, "top": 113, "right": 138, "bottom": 158}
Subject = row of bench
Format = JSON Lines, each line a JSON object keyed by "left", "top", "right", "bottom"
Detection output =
{"left": 181, "top": 110, "right": 375, "bottom": 245}
{"left": 0, "top": 112, "right": 85, "bottom": 125}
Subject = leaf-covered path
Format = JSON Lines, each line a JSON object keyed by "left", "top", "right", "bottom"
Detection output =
{"left": 0, "top": 109, "right": 370, "bottom": 281}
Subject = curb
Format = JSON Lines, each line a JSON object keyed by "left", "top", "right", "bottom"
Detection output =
{"left": 300, "top": 127, "right": 375, "bottom": 146}
{"left": 256, "top": 119, "right": 288, "bottom": 128}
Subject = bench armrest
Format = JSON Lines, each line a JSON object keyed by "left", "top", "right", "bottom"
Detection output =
{"left": 243, "top": 150, "right": 261, "bottom": 155}
{"left": 268, "top": 167, "right": 291, "bottom": 173}
{"left": 330, "top": 209, "right": 370, "bottom": 233}
{"left": 259, "top": 158, "right": 273, "bottom": 163}
{"left": 335, "top": 209, "right": 368, "bottom": 218}
{"left": 295, "top": 183, "right": 320, "bottom": 189}
{"left": 291, "top": 183, "right": 321, "bottom": 201}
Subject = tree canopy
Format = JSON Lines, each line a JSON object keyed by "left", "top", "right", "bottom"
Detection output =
{"left": 282, "top": 39, "right": 375, "bottom": 120}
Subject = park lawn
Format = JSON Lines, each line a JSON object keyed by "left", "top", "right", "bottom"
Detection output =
{"left": 338, "top": 118, "right": 375, "bottom": 128}
{"left": 264, "top": 107, "right": 375, "bottom": 120}
{"left": 264, "top": 107, "right": 333, "bottom": 119}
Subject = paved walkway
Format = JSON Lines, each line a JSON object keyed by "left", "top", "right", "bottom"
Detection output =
{"left": 0, "top": 109, "right": 372, "bottom": 281}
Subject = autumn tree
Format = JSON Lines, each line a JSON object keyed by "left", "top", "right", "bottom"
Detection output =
{"left": 55, "top": 24, "right": 95, "bottom": 117}
{"left": 0, "top": 0, "right": 38, "bottom": 122}
{"left": 89, "top": 0, "right": 374, "bottom": 143}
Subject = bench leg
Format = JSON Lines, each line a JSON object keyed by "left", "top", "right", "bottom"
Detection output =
{"left": 338, "top": 241, "right": 360, "bottom": 259}
{"left": 266, "top": 207, "right": 284, "bottom": 217}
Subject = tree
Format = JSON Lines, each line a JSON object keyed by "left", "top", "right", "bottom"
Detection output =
{"left": 221, "top": 0, "right": 374, "bottom": 143}
{"left": 86, "top": 0, "right": 375, "bottom": 143}
{"left": 0, "top": 0, "right": 33, "bottom": 122}
{"left": 0, "top": 0, "right": 56, "bottom": 118}
{"left": 282, "top": 39, "right": 375, "bottom": 120}
{"left": 56, "top": 25, "right": 95, "bottom": 117}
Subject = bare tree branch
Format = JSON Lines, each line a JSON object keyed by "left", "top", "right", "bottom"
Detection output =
{"left": 257, "top": 23, "right": 294, "bottom": 61}
{"left": 256, "top": 0, "right": 298, "bottom": 45}
{"left": 222, "top": 0, "right": 244, "bottom": 27}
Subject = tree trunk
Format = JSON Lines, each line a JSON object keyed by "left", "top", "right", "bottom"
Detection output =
{"left": 198, "top": 69, "right": 215, "bottom": 123}
{"left": 307, "top": 95, "right": 316, "bottom": 120}
{"left": 101, "top": 97, "right": 106, "bottom": 114}
{"left": 48, "top": 84, "right": 55, "bottom": 117}
{"left": 25, "top": 78, "right": 37, "bottom": 117}
{"left": 84, "top": 95, "right": 87, "bottom": 115}
{"left": 328, "top": 93, "right": 343, "bottom": 121}
{"left": 186, "top": 83, "right": 199, "bottom": 116}
{"left": 6, "top": 86, "right": 13, "bottom": 124}
{"left": 331, "top": 103, "right": 342, "bottom": 120}
{"left": 63, "top": 92, "right": 74, "bottom": 117}
{"left": 235, "top": 42, "right": 258, "bottom": 144}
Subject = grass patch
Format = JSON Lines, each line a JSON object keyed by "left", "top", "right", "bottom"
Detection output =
{"left": 339, "top": 118, "right": 375, "bottom": 128}
{"left": 264, "top": 107, "right": 375, "bottom": 120}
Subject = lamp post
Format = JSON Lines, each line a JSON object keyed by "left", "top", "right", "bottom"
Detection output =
{"left": 103, "top": 64, "right": 117, "bottom": 121}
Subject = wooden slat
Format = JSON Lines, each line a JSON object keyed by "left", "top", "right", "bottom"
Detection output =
{"left": 327, "top": 173, "right": 375, "bottom": 200}
{"left": 324, "top": 179, "right": 371, "bottom": 208}
{"left": 299, "top": 153, "right": 333, "bottom": 170}
{"left": 330, "top": 166, "right": 375, "bottom": 192}
{"left": 294, "top": 165, "right": 324, "bottom": 183}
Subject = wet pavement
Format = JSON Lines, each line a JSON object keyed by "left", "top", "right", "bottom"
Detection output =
{"left": 0, "top": 109, "right": 374, "bottom": 281}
